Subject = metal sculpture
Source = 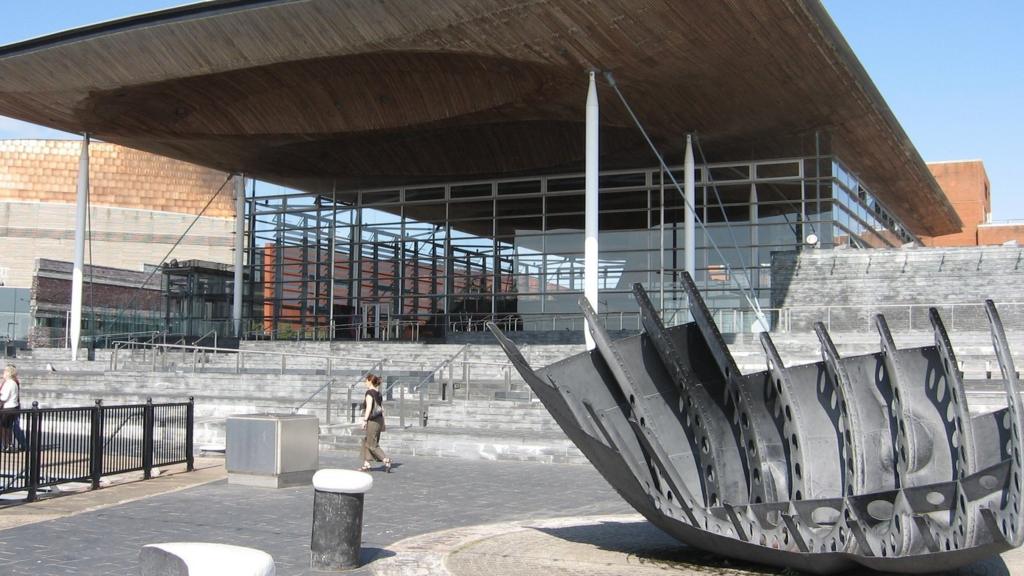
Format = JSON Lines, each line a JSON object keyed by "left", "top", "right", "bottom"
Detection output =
{"left": 488, "top": 273, "right": 1022, "bottom": 574}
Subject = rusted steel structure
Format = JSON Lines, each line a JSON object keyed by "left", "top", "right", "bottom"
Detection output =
{"left": 490, "top": 274, "right": 1023, "bottom": 573}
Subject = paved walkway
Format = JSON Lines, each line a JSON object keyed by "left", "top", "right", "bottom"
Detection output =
{"left": 0, "top": 451, "right": 1021, "bottom": 575}
{"left": 0, "top": 452, "right": 630, "bottom": 575}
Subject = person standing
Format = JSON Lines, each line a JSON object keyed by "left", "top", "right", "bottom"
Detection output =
{"left": 0, "top": 364, "right": 26, "bottom": 452}
{"left": 359, "top": 373, "right": 392, "bottom": 472}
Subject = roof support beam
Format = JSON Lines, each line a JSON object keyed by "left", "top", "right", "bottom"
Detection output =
{"left": 684, "top": 134, "right": 696, "bottom": 282}
{"left": 233, "top": 174, "right": 245, "bottom": 337}
{"left": 584, "top": 71, "right": 599, "bottom": 350}
{"left": 70, "top": 134, "right": 89, "bottom": 361}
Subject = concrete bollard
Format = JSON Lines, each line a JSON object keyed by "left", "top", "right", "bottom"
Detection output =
{"left": 310, "top": 469, "right": 373, "bottom": 571}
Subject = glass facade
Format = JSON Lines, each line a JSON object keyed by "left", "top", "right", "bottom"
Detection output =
{"left": 246, "top": 154, "right": 919, "bottom": 338}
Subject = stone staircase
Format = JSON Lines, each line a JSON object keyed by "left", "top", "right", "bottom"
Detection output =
{"left": 771, "top": 246, "right": 1024, "bottom": 332}
{"left": 319, "top": 400, "right": 585, "bottom": 464}
{"left": 12, "top": 325, "right": 1024, "bottom": 465}
{"left": 726, "top": 330, "right": 1024, "bottom": 378}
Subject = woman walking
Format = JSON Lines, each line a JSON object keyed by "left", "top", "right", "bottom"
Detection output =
{"left": 359, "top": 373, "right": 392, "bottom": 472}
{"left": 0, "top": 364, "right": 26, "bottom": 452}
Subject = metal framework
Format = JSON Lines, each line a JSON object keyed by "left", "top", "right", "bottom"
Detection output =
{"left": 246, "top": 154, "right": 918, "bottom": 340}
{"left": 489, "top": 273, "right": 1022, "bottom": 573}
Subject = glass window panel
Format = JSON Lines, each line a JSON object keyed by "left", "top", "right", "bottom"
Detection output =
{"left": 405, "top": 187, "right": 445, "bottom": 201}
{"left": 360, "top": 189, "right": 400, "bottom": 205}
{"left": 757, "top": 223, "right": 801, "bottom": 247}
{"left": 803, "top": 157, "right": 829, "bottom": 178}
{"left": 545, "top": 193, "right": 584, "bottom": 214}
{"left": 599, "top": 210, "right": 647, "bottom": 230}
{"left": 758, "top": 203, "right": 802, "bottom": 222}
{"left": 708, "top": 165, "right": 750, "bottom": 181}
{"left": 448, "top": 200, "right": 494, "bottom": 220}
{"left": 544, "top": 294, "right": 584, "bottom": 321}
{"left": 706, "top": 204, "right": 750, "bottom": 224}
{"left": 450, "top": 183, "right": 492, "bottom": 198}
{"left": 544, "top": 232, "right": 584, "bottom": 257}
{"left": 668, "top": 168, "right": 704, "bottom": 183}
{"left": 544, "top": 260, "right": 584, "bottom": 292}
{"left": 599, "top": 172, "right": 647, "bottom": 189}
{"left": 756, "top": 181, "right": 802, "bottom": 204}
{"left": 495, "top": 215, "right": 543, "bottom": 238}
{"left": 511, "top": 295, "right": 542, "bottom": 319}
{"left": 599, "top": 229, "right": 658, "bottom": 250}
{"left": 705, "top": 183, "right": 750, "bottom": 206}
{"left": 599, "top": 291, "right": 642, "bottom": 315}
{"left": 548, "top": 176, "right": 585, "bottom": 192}
{"left": 756, "top": 161, "right": 800, "bottom": 179}
{"left": 546, "top": 213, "right": 584, "bottom": 230}
{"left": 403, "top": 202, "right": 446, "bottom": 224}
{"left": 497, "top": 196, "right": 543, "bottom": 217}
{"left": 361, "top": 207, "right": 402, "bottom": 225}
{"left": 497, "top": 180, "right": 541, "bottom": 195}
{"left": 599, "top": 189, "right": 648, "bottom": 211}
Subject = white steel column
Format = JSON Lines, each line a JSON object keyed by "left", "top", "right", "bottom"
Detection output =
{"left": 584, "top": 71, "right": 599, "bottom": 350}
{"left": 232, "top": 174, "right": 245, "bottom": 337}
{"left": 684, "top": 134, "right": 696, "bottom": 280}
{"left": 70, "top": 135, "right": 89, "bottom": 361}
{"left": 750, "top": 182, "right": 759, "bottom": 287}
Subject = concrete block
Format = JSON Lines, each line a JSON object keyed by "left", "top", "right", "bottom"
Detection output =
{"left": 139, "top": 542, "right": 275, "bottom": 576}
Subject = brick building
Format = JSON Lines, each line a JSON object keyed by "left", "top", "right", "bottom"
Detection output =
{"left": 924, "top": 160, "right": 1024, "bottom": 246}
{"left": 0, "top": 139, "right": 234, "bottom": 342}
{"left": 29, "top": 258, "right": 162, "bottom": 347}
{"left": 0, "top": 140, "right": 234, "bottom": 289}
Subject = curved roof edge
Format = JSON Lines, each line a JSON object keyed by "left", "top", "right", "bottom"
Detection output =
{"left": 0, "top": 0, "right": 277, "bottom": 58}
{"left": 801, "top": 1, "right": 962, "bottom": 233}
{"left": 0, "top": 0, "right": 964, "bottom": 237}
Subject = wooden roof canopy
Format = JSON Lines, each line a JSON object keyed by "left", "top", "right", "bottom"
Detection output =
{"left": 0, "top": 0, "right": 960, "bottom": 236}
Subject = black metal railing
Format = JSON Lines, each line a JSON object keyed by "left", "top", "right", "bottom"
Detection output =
{"left": 0, "top": 398, "right": 194, "bottom": 501}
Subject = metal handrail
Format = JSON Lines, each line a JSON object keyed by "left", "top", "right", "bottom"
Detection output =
{"left": 374, "top": 345, "right": 471, "bottom": 427}
{"left": 381, "top": 344, "right": 470, "bottom": 397}
{"left": 110, "top": 340, "right": 392, "bottom": 366}
{"left": 193, "top": 329, "right": 218, "bottom": 350}
{"left": 89, "top": 329, "right": 164, "bottom": 341}
{"left": 107, "top": 339, "right": 489, "bottom": 372}
{"left": 293, "top": 378, "right": 336, "bottom": 414}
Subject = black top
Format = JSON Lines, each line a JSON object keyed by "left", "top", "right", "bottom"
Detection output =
{"left": 365, "top": 389, "right": 384, "bottom": 422}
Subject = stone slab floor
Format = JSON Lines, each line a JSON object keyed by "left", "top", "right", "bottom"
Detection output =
{"left": 0, "top": 451, "right": 1020, "bottom": 575}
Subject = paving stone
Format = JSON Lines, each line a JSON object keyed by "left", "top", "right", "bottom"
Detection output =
{"left": 0, "top": 451, "right": 630, "bottom": 575}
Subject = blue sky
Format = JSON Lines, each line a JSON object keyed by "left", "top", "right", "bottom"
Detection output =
{"left": 1, "top": 1, "right": 1020, "bottom": 219}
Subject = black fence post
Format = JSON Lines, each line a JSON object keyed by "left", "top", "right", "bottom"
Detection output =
{"left": 185, "top": 397, "right": 195, "bottom": 472}
{"left": 26, "top": 402, "right": 41, "bottom": 503}
{"left": 90, "top": 399, "right": 103, "bottom": 489}
{"left": 143, "top": 398, "right": 154, "bottom": 480}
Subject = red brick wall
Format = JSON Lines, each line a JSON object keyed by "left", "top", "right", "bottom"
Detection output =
{"left": 978, "top": 225, "right": 1024, "bottom": 246}
{"left": 921, "top": 161, "right": 989, "bottom": 247}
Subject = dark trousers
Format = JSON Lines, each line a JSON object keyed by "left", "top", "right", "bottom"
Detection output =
{"left": 1, "top": 411, "right": 26, "bottom": 450}
{"left": 361, "top": 419, "right": 387, "bottom": 462}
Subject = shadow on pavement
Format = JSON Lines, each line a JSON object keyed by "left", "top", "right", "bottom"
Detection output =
{"left": 533, "top": 520, "right": 1011, "bottom": 576}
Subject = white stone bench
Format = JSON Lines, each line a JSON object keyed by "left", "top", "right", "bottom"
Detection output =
{"left": 139, "top": 542, "right": 275, "bottom": 576}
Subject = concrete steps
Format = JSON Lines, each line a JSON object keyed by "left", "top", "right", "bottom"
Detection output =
{"left": 319, "top": 399, "right": 575, "bottom": 464}
{"left": 771, "top": 246, "right": 1024, "bottom": 332}
{"left": 319, "top": 424, "right": 584, "bottom": 465}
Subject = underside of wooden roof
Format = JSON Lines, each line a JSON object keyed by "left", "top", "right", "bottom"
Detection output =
{"left": 0, "top": 0, "right": 961, "bottom": 236}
